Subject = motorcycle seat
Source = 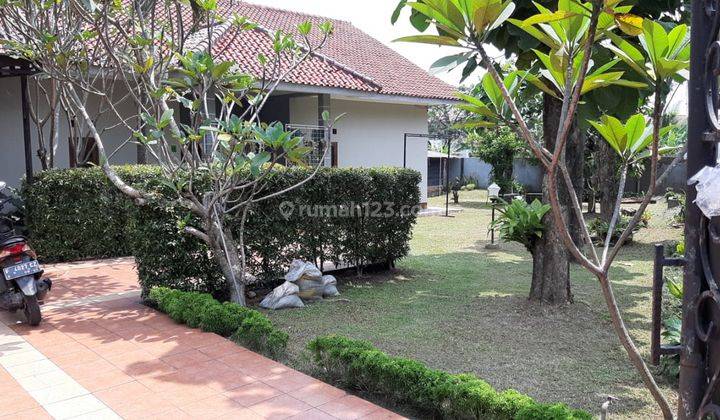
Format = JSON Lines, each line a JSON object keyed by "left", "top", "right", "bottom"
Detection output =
{"left": 0, "top": 236, "right": 26, "bottom": 248}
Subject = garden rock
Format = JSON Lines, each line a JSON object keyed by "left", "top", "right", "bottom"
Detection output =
{"left": 260, "top": 281, "right": 304, "bottom": 310}
{"left": 322, "top": 275, "right": 340, "bottom": 297}
{"left": 262, "top": 260, "right": 340, "bottom": 309}
{"left": 297, "top": 278, "right": 325, "bottom": 301}
{"left": 285, "top": 259, "right": 322, "bottom": 282}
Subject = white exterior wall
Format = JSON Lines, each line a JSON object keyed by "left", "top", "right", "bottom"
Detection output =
{"left": 0, "top": 77, "right": 431, "bottom": 204}
{"left": 289, "top": 96, "right": 429, "bottom": 203}
{"left": 0, "top": 77, "right": 138, "bottom": 187}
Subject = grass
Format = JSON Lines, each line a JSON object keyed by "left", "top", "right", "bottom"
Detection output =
{"left": 264, "top": 189, "right": 683, "bottom": 418}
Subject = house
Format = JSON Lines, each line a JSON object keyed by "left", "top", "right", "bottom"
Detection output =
{"left": 0, "top": 1, "right": 458, "bottom": 204}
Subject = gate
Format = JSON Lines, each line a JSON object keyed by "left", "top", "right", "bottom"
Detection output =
{"left": 681, "top": 1, "right": 720, "bottom": 417}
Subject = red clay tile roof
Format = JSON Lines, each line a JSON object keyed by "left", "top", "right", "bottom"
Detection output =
{"left": 218, "top": 1, "right": 458, "bottom": 101}
{"left": 0, "top": 1, "right": 458, "bottom": 101}
{"left": 197, "top": 22, "right": 379, "bottom": 93}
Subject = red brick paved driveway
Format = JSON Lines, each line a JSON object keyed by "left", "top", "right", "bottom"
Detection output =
{"left": 0, "top": 258, "right": 404, "bottom": 419}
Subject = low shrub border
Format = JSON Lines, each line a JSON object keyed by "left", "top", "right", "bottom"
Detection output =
{"left": 307, "top": 336, "right": 591, "bottom": 420}
{"left": 147, "top": 287, "right": 288, "bottom": 359}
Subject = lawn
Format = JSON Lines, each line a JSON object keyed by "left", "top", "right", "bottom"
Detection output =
{"left": 264, "top": 189, "right": 683, "bottom": 418}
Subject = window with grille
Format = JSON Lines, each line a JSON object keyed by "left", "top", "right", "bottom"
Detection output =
{"left": 287, "top": 124, "right": 331, "bottom": 167}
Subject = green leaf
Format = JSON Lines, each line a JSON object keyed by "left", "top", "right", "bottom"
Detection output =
{"left": 482, "top": 71, "right": 504, "bottom": 112}
{"left": 158, "top": 109, "right": 174, "bottom": 129}
{"left": 408, "top": 2, "right": 464, "bottom": 34}
{"left": 490, "top": 2, "right": 515, "bottom": 31}
{"left": 625, "top": 114, "right": 646, "bottom": 146}
{"left": 391, "top": 0, "right": 407, "bottom": 24}
{"left": 211, "top": 61, "right": 233, "bottom": 79}
{"left": 423, "top": 0, "right": 466, "bottom": 32}
{"left": 666, "top": 24, "right": 688, "bottom": 58}
{"left": 430, "top": 53, "right": 468, "bottom": 74}
{"left": 523, "top": 10, "right": 577, "bottom": 27}
{"left": 640, "top": 19, "right": 668, "bottom": 67}
{"left": 508, "top": 18, "right": 557, "bottom": 49}
{"left": 393, "top": 35, "right": 461, "bottom": 46}
{"left": 657, "top": 58, "right": 689, "bottom": 79}
{"left": 667, "top": 278, "right": 683, "bottom": 299}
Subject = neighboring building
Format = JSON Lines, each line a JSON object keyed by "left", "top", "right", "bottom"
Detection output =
{"left": 0, "top": 1, "right": 457, "bottom": 204}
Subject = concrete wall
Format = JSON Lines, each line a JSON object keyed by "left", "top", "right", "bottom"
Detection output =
{"left": 445, "top": 157, "right": 543, "bottom": 193}
{"left": 628, "top": 157, "right": 687, "bottom": 193}
{"left": 0, "top": 77, "right": 138, "bottom": 187}
{"left": 290, "top": 96, "right": 429, "bottom": 203}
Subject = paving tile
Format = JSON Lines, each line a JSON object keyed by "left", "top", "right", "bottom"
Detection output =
{"left": 4, "top": 359, "right": 59, "bottom": 378}
{"left": 289, "top": 382, "right": 347, "bottom": 407}
{"left": 108, "top": 394, "right": 177, "bottom": 418}
{"left": 361, "top": 408, "right": 408, "bottom": 419}
{"left": 74, "top": 369, "right": 134, "bottom": 392}
{"left": 203, "top": 368, "right": 258, "bottom": 392}
{"left": 224, "top": 381, "right": 284, "bottom": 406}
{"left": 43, "top": 393, "right": 108, "bottom": 419}
{"left": 0, "top": 259, "right": 401, "bottom": 420}
{"left": 28, "top": 379, "right": 88, "bottom": 405}
{"left": 318, "top": 395, "right": 381, "bottom": 420}
{"left": 69, "top": 407, "right": 122, "bottom": 419}
{"left": 160, "top": 349, "right": 212, "bottom": 369}
{"left": 93, "top": 381, "right": 153, "bottom": 406}
{"left": 179, "top": 394, "right": 245, "bottom": 418}
{"left": 262, "top": 371, "right": 319, "bottom": 393}
{"left": 0, "top": 392, "right": 40, "bottom": 416}
{"left": 0, "top": 348, "right": 46, "bottom": 367}
{"left": 236, "top": 359, "right": 293, "bottom": 379}
{"left": 288, "top": 408, "right": 338, "bottom": 420}
{"left": 1, "top": 406, "right": 52, "bottom": 419}
{"left": 249, "top": 394, "right": 314, "bottom": 420}
{"left": 49, "top": 348, "right": 103, "bottom": 368}
{"left": 196, "top": 341, "right": 247, "bottom": 359}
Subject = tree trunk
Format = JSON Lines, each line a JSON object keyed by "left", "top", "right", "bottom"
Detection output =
{"left": 206, "top": 219, "right": 247, "bottom": 306}
{"left": 598, "top": 137, "right": 620, "bottom": 222}
{"left": 529, "top": 94, "right": 582, "bottom": 304}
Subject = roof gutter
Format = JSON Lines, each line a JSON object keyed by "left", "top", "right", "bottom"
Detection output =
{"left": 274, "top": 81, "right": 460, "bottom": 106}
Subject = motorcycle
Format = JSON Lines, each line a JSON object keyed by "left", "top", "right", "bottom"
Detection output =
{"left": 0, "top": 181, "right": 51, "bottom": 326}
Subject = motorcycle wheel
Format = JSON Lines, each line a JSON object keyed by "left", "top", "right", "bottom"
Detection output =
{"left": 23, "top": 295, "right": 41, "bottom": 326}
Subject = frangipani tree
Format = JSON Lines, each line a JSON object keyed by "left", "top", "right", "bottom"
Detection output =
{"left": 0, "top": 0, "right": 336, "bottom": 305}
{"left": 394, "top": 0, "right": 689, "bottom": 418}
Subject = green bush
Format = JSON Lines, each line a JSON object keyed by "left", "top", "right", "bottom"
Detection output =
{"left": 307, "top": 335, "right": 590, "bottom": 420}
{"left": 491, "top": 199, "right": 550, "bottom": 252}
{"left": 147, "top": 287, "right": 287, "bottom": 359}
{"left": 200, "top": 302, "right": 253, "bottom": 337}
{"left": 232, "top": 311, "right": 289, "bottom": 360}
{"left": 22, "top": 165, "right": 161, "bottom": 262}
{"left": 23, "top": 165, "right": 421, "bottom": 297}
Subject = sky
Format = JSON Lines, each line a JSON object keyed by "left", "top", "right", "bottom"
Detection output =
{"left": 244, "top": 0, "right": 474, "bottom": 86}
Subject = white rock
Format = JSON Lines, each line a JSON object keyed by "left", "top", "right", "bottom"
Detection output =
{"left": 260, "top": 281, "right": 304, "bottom": 310}
{"left": 322, "top": 275, "right": 340, "bottom": 297}
{"left": 285, "top": 259, "right": 323, "bottom": 283}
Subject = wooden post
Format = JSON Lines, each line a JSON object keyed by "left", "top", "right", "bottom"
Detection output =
{"left": 651, "top": 244, "right": 664, "bottom": 366}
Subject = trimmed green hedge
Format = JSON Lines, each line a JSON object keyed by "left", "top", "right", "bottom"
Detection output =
{"left": 148, "top": 287, "right": 288, "bottom": 359}
{"left": 308, "top": 336, "right": 591, "bottom": 420}
{"left": 22, "top": 166, "right": 160, "bottom": 262}
{"left": 23, "top": 165, "right": 421, "bottom": 298}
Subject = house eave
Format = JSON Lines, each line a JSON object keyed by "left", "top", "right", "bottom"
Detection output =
{"left": 275, "top": 82, "right": 460, "bottom": 106}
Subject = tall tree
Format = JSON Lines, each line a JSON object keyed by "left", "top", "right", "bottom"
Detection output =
{"left": 1, "top": 0, "right": 335, "bottom": 305}
{"left": 392, "top": 1, "right": 689, "bottom": 416}
{"left": 393, "top": 0, "right": 687, "bottom": 303}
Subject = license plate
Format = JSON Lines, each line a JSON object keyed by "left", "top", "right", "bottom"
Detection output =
{"left": 3, "top": 260, "right": 41, "bottom": 281}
